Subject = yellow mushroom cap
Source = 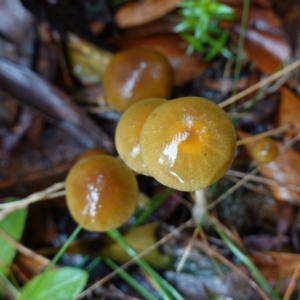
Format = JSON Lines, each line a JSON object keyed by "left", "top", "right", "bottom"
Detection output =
{"left": 76, "top": 148, "right": 107, "bottom": 162}
{"left": 103, "top": 48, "right": 173, "bottom": 112}
{"left": 252, "top": 138, "right": 278, "bottom": 163}
{"left": 115, "top": 98, "right": 167, "bottom": 175}
{"left": 140, "top": 97, "right": 237, "bottom": 191}
{"left": 66, "top": 155, "right": 138, "bottom": 231}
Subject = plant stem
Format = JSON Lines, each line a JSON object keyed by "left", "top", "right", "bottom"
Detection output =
{"left": 108, "top": 229, "right": 185, "bottom": 300}
{"left": 230, "top": 0, "right": 250, "bottom": 113}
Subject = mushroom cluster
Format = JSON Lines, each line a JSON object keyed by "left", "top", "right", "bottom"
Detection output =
{"left": 115, "top": 97, "right": 167, "bottom": 175}
{"left": 116, "top": 96, "right": 237, "bottom": 191}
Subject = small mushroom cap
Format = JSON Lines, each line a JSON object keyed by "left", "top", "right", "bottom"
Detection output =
{"left": 252, "top": 138, "right": 278, "bottom": 163}
{"left": 103, "top": 48, "right": 173, "bottom": 112}
{"left": 115, "top": 98, "right": 167, "bottom": 175}
{"left": 140, "top": 97, "right": 237, "bottom": 191}
{"left": 76, "top": 148, "right": 107, "bottom": 162}
{"left": 66, "top": 155, "right": 139, "bottom": 231}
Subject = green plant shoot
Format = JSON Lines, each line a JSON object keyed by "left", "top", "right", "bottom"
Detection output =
{"left": 174, "top": 0, "right": 235, "bottom": 61}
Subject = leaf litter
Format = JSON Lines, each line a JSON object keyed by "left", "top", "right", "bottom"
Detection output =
{"left": 1, "top": 0, "right": 300, "bottom": 299}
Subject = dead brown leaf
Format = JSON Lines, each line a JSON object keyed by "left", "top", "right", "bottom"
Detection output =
{"left": 232, "top": 27, "right": 290, "bottom": 74}
{"left": 250, "top": 250, "right": 300, "bottom": 290}
{"left": 115, "top": 0, "right": 181, "bottom": 28}
{"left": 13, "top": 252, "right": 50, "bottom": 283}
{"left": 237, "top": 129, "right": 300, "bottom": 203}
{"left": 277, "top": 88, "right": 300, "bottom": 137}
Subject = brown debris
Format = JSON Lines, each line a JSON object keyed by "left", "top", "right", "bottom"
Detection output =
{"left": 237, "top": 129, "right": 300, "bottom": 203}
{"left": 0, "top": 58, "right": 114, "bottom": 153}
{"left": 115, "top": 0, "right": 181, "bottom": 28}
{"left": 232, "top": 26, "right": 290, "bottom": 74}
{"left": 277, "top": 88, "right": 300, "bottom": 137}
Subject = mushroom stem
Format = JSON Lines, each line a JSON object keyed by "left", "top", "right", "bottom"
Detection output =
{"left": 192, "top": 188, "right": 208, "bottom": 223}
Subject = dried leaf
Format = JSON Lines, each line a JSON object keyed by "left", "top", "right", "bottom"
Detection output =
{"left": 249, "top": 250, "right": 300, "bottom": 287}
{"left": 277, "top": 87, "right": 300, "bottom": 137}
{"left": 115, "top": 0, "right": 181, "bottom": 28}
{"left": 237, "top": 129, "right": 300, "bottom": 203}
{"left": 232, "top": 26, "right": 290, "bottom": 74}
{"left": 13, "top": 252, "right": 50, "bottom": 283}
{"left": 66, "top": 34, "right": 113, "bottom": 85}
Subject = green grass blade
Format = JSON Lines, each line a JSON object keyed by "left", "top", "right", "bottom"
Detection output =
{"left": 132, "top": 188, "right": 173, "bottom": 227}
{"left": 211, "top": 219, "right": 280, "bottom": 300}
{"left": 230, "top": 0, "right": 250, "bottom": 113}
{"left": 0, "top": 207, "right": 28, "bottom": 275}
{"left": 105, "top": 258, "right": 156, "bottom": 300}
{"left": 108, "top": 229, "right": 185, "bottom": 300}
{"left": 47, "top": 225, "right": 82, "bottom": 270}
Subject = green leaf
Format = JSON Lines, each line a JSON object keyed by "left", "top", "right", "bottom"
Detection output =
{"left": 18, "top": 267, "right": 88, "bottom": 300}
{"left": 0, "top": 208, "right": 28, "bottom": 274}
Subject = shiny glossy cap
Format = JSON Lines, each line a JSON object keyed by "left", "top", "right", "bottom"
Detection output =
{"left": 115, "top": 98, "right": 167, "bottom": 175}
{"left": 140, "top": 97, "right": 237, "bottom": 191}
{"left": 66, "top": 155, "right": 139, "bottom": 231}
{"left": 76, "top": 148, "right": 107, "bottom": 162}
{"left": 103, "top": 48, "right": 173, "bottom": 112}
{"left": 252, "top": 138, "right": 278, "bottom": 163}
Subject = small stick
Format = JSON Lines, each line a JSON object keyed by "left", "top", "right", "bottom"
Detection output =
{"left": 236, "top": 125, "right": 290, "bottom": 146}
{"left": 219, "top": 58, "right": 300, "bottom": 109}
{"left": 226, "top": 170, "right": 300, "bottom": 193}
{"left": 283, "top": 263, "right": 300, "bottom": 300}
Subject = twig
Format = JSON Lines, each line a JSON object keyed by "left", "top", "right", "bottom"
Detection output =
{"left": 283, "top": 263, "right": 300, "bottom": 300}
{"left": 236, "top": 125, "right": 291, "bottom": 146}
{"left": 219, "top": 58, "right": 300, "bottom": 109}
{"left": 0, "top": 182, "right": 65, "bottom": 220}
{"left": 0, "top": 227, "right": 50, "bottom": 270}
{"left": 195, "top": 234, "right": 270, "bottom": 300}
{"left": 226, "top": 170, "right": 300, "bottom": 193}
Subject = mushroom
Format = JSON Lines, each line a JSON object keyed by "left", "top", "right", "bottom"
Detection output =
{"left": 66, "top": 155, "right": 139, "bottom": 231}
{"left": 76, "top": 147, "right": 107, "bottom": 162}
{"left": 115, "top": 98, "right": 167, "bottom": 175}
{"left": 140, "top": 97, "right": 237, "bottom": 191}
{"left": 252, "top": 138, "right": 278, "bottom": 163}
{"left": 103, "top": 48, "right": 173, "bottom": 112}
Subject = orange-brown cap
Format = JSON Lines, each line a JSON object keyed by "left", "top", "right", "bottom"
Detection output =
{"left": 76, "top": 148, "right": 107, "bottom": 162}
{"left": 252, "top": 138, "right": 278, "bottom": 163}
{"left": 140, "top": 97, "right": 237, "bottom": 191}
{"left": 66, "top": 155, "right": 138, "bottom": 231}
{"left": 115, "top": 98, "right": 167, "bottom": 175}
{"left": 103, "top": 48, "right": 173, "bottom": 112}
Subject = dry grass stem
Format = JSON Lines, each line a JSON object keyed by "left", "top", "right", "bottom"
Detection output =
{"left": 226, "top": 175, "right": 270, "bottom": 195}
{"left": 0, "top": 227, "right": 50, "bottom": 269}
{"left": 236, "top": 125, "right": 291, "bottom": 146}
{"left": 283, "top": 263, "right": 300, "bottom": 300}
{"left": 279, "top": 133, "right": 300, "bottom": 152}
{"left": 219, "top": 58, "right": 300, "bottom": 109}
{"left": 226, "top": 170, "right": 300, "bottom": 193}
{"left": 197, "top": 237, "right": 270, "bottom": 300}
{"left": 75, "top": 220, "right": 194, "bottom": 300}
{"left": 176, "top": 226, "right": 200, "bottom": 273}
{"left": 0, "top": 182, "right": 65, "bottom": 221}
